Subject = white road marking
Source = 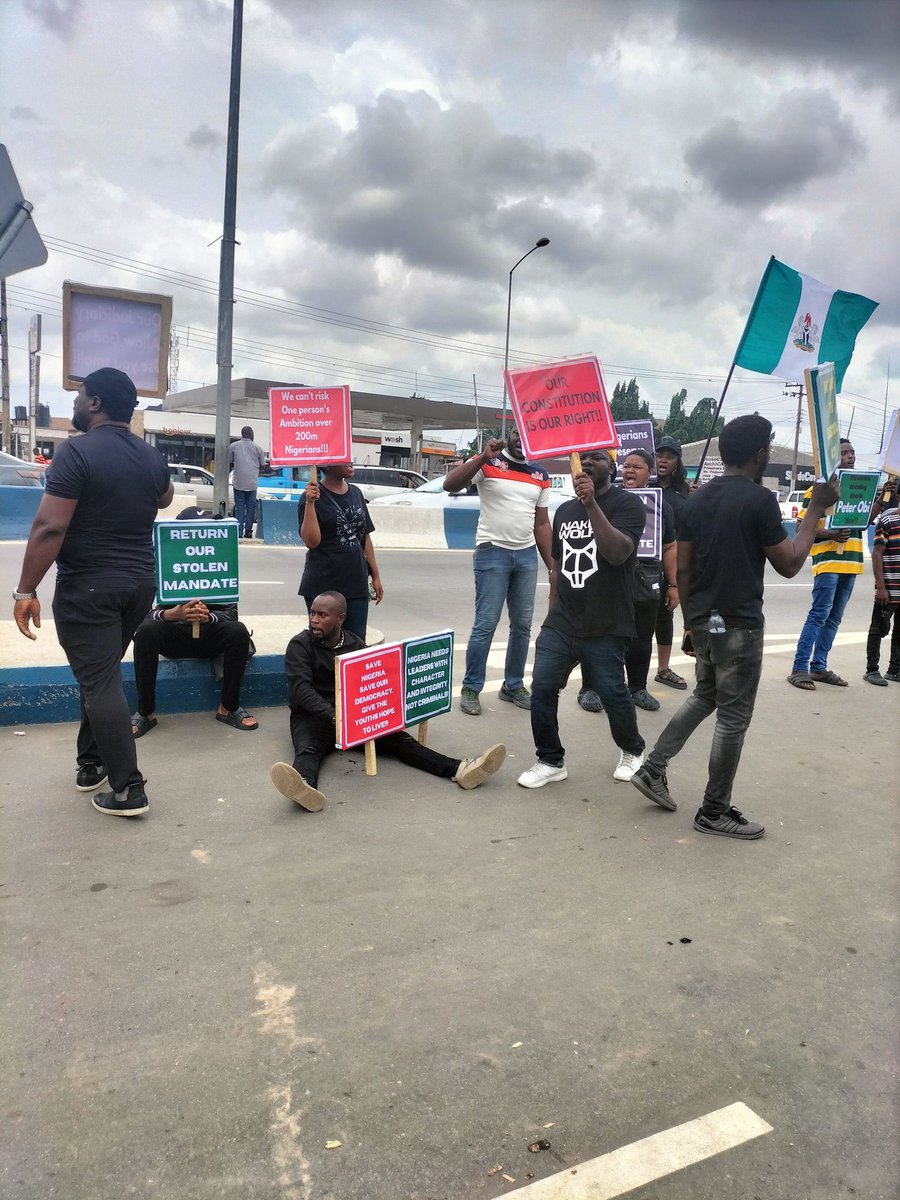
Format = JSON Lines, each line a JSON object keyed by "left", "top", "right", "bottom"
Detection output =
{"left": 512, "top": 1102, "right": 772, "bottom": 1199}
{"left": 242, "top": 579, "right": 286, "bottom": 585}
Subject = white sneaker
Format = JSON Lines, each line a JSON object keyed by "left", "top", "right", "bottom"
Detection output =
{"left": 613, "top": 750, "right": 644, "bottom": 782}
{"left": 517, "top": 761, "right": 568, "bottom": 789}
{"left": 454, "top": 743, "right": 507, "bottom": 790}
{"left": 270, "top": 762, "right": 326, "bottom": 811}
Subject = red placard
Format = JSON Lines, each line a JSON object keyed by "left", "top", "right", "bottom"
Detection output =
{"left": 336, "top": 643, "right": 406, "bottom": 749}
{"left": 268, "top": 385, "right": 352, "bottom": 466}
{"left": 504, "top": 356, "right": 617, "bottom": 459}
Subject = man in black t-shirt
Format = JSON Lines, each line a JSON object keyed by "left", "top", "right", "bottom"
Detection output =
{"left": 13, "top": 368, "right": 173, "bottom": 818}
{"left": 517, "top": 448, "right": 648, "bottom": 790}
{"left": 631, "top": 415, "right": 838, "bottom": 840}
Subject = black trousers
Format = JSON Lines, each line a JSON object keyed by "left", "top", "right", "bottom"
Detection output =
{"left": 866, "top": 602, "right": 900, "bottom": 673}
{"left": 625, "top": 599, "right": 661, "bottom": 691}
{"left": 53, "top": 578, "right": 156, "bottom": 793}
{"left": 132, "top": 618, "right": 252, "bottom": 715}
{"left": 289, "top": 713, "right": 460, "bottom": 789}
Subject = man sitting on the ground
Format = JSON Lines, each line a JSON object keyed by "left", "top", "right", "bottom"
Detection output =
{"left": 130, "top": 507, "right": 259, "bottom": 736}
{"left": 270, "top": 590, "right": 506, "bottom": 811}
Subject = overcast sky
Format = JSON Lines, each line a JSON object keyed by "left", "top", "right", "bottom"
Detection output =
{"left": 3, "top": 0, "right": 898, "bottom": 459}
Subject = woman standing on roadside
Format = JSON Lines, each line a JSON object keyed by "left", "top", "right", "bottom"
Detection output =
{"left": 621, "top": 449, "right": 678, "bottom": 711}
{"left": 652, "top": 436, "right": 691, "bottom": 689}
{"left": 298, "top": 463, "right": 384, "bottom": 641}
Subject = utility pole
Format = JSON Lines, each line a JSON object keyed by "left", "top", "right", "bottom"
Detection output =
{"left": 785, "top": 381, "right": 804, "bottom": 491}
{"left": 0, "top": 280, "right": 10, "bottom": 453}
{"left": 28, "top": 314, "right": 41, "bottom": 460}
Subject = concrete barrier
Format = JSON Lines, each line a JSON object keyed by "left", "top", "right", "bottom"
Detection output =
{"left": 0, "top": 487, "right": 43, "bottom": 539}
{"left": 258, "top": 497, "right": 302, "bottom": 546}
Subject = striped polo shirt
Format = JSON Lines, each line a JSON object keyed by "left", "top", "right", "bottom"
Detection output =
{"left": 472, "top": 454, "right": 551, "bottom": 550}
{"left": 799, "top": 487, "right": 863, "bottom": 576}
{"left": 873, "top": 508, "right": 900, "bottom": 603}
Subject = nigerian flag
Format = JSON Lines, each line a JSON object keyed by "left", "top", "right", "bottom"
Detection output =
{"left": 734, "top": 257, "right": 878, "bottom": 392}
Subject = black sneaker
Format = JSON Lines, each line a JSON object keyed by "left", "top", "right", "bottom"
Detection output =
{"left": 693, "top": 806, "right": 764, "bottom": 840}
{"left": 631, "top": 764, "right": 676, "bottom": 811}
{"left": 76, "top": 762, "right": 108, "bottom": 792}
{"left": 577, "top": 687, "right": 604, "bottom": 713}
{"left": 630, "top": 687, "right": 660, "bottom": 712}
{"left": 92, "top": 782, "right": 149, "bottom": 817}
{"left": 499, "top": 684, "right": 531, "bottom": 710}
{"left": 885, "top": 669, "right": 900, "bottom": 683}
{"left": 863, "top": 670, "right": 888, "bottom": 687}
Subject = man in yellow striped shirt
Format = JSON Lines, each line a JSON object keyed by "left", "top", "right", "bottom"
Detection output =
{"left": 788, "top": 440, "right": 862, "bottom": 690}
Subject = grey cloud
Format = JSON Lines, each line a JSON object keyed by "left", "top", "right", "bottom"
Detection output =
{"left": 10, "top": 106, "right": 41, "bottom": 122}
{"left": 259, "top": 92, "right": 594, "bottom": 281}
{"left": 684, "top": 90, "right": 864, "bottom": 206}
{"left": 185, "top": 124, "right": 226, "bottom": 152}
{"left": 22, "top": 0, "right": 82, "bottom": 40}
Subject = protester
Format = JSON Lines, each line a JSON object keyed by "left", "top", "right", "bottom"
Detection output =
{"left": 32, "top": 446, "right": 50, "bottom": 466}
{"left": 652, "top": 435, "right": 690, "bottom": 690}
{"left": 13, "top": 367, "right": 173, "bottom": 818}
{"left": 228, "top": 425, "right": 267, "bottom": 537}
{"left": 788, "top": 438, "right": 861, "bottom": 690}
{"left": 631, "top": 414, "right": 839, "bottom": 840}
{"left": 298, "top": 463, "right": 383, "bottom": 642}
{"left": 863, "top": 504, "right": 900, "bottom": 685}
{"left": 130, "top": 506, "right": 259, "bottom": 734}
{"left": 621, "top": 448, "right": 678, "bottom": 711}
{"left": 517, "top": 448, "right": 647, "bottom": 788}
{"left": 442, "top": 428, "right": 552, "bottom": 715}
{"left": 271, "top": 591, "right": 506, "bottom": 810}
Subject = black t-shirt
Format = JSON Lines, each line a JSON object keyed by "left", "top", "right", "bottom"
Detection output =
{"left": 656, "top": 483, "right": 688, "bottom": 535}
{"left": 680, "top": 474, "right": 787, "bottom": 628}
{"left": 297, "top": 484, "right": 375, "bottom": 601}
{"left": 44, "top": 425, "right": 170, "bottom": 585}
{"left": 545, "top": 487, "right": 646, "bottom": 639}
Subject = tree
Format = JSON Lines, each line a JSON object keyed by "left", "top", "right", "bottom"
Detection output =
{"left": 462, "top": 425, "right": 500, "bottom": 458}
{"left": 662, "top": 388, "right": 691, "bottom": 443}
{"left": 686, "top": 396, "right": 723, "bottom": 443}
{"left": 611, "top": 378, "right": 651, "bottom": 421}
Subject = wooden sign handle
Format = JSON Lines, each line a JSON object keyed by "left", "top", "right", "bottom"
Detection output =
{"left": 569, "top": 452, "right": 582, "bottom": 476}
{"left": 192, "top": 619, "right": 200, "bottom": 639}
{"left": 364, "top": 740, "right": 377, "bottom": 776}
{"left": 417, "top": 720, "right": 429, "bottom": 746}
{"left": 308, "top": 466, "right": 317, "bottom": 485}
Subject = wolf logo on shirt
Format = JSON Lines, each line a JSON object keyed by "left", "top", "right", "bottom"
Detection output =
{"left": 559, "top": 519, "right": 599, "bottom": 589}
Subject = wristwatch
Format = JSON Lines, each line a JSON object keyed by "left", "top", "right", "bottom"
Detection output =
{"left": 13, "top": 589, "right": 37, "bottom": 601}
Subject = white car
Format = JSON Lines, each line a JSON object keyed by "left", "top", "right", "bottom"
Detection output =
{"left": 779, "top": 489, "right": 806, "bottom": 520}
{"left": 369, "top": 475, "right": 573, "bottom": 511}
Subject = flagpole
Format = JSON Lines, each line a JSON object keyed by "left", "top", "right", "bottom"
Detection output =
{"left": 695, "top": 361, "right": 736, "bottom": 481}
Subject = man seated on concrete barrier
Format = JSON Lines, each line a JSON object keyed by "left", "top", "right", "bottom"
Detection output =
{"left": 130, "top": 506, "right": 259, "bottom": 736}
{"left": 270, "top": 591, "right": 506, "bottom": 811}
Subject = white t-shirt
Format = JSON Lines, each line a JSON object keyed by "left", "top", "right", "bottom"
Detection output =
{"left": 472, "top": 453, "right": 551, "bottom": 549}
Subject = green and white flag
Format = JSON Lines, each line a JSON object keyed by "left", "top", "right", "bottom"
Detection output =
{"left": 734, "top": 257, "right": 877, "bottom": 392}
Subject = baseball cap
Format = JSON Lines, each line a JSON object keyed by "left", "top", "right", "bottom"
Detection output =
{"left": 175, "top": 505, "right": 220, "bottom": 521}
{"left": 68, "top": 367, "right": 137, "bottom": 414}
{"left": 655, "top": 436, "right": 682, "bottom": 455}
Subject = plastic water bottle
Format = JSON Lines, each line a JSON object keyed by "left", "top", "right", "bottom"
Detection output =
{"left": 707, "top": 609, "right": 726, "bottom": 635}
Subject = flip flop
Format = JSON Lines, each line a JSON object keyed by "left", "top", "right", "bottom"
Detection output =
{"left": 809, "top": 670, "right": 848, "bottom": 687}
{"left": 215, "top": 706, "right": 259, "bottom": 730}
{"left": 131, "top": 712, "right": 158, "bottom": 738}
{"left": 786, "top": 673, "right": 816, "bottom": 691}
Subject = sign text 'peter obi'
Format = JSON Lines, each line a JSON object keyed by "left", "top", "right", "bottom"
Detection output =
{"left": 268, "top": 385, "right": 351, "bottom": 466}
{"left": 828, "top": 470, "right": 881, "bottom": 530}
{"left": 504, "top": 356, "right": 617, "bottom": 459}
{"left": 153, "top": 519, "right": 240, "bottom": 604}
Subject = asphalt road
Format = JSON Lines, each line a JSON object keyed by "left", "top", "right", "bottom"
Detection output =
{"left": 1, "top": 542, "right": 898, "bottom": 1200}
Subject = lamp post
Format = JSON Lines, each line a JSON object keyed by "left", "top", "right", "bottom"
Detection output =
{"left": 500, "top": 237, "right": 549, "bottom": 439}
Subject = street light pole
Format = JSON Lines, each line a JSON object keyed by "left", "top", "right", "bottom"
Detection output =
{"left": 500, "top": 238, "right": 549, "bottom": 439}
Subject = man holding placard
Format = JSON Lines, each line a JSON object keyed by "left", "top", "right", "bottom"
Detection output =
{"left": 271, "top": 592, "right": 506, "bottom": 811}
{"left": 443, "top": 428, "right": 552, "bottom": 716}
{"left": 788, "top": 439, "right": 862, "bottom": 691}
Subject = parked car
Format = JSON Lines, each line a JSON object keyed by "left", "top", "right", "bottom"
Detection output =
{"left": 167, "top": 463, "right": 234, "bottom": 512}
{"left": 369, "top": 476, "right": 572, "bottom": 511}
{"left": 780, "top": 489, "right": 807, "bottom": 520}
{"left": 257, "top": 464, "right": 428, "bottom": 504}
{"left": 0, "top": 450, "right": 44, "bottom": 488}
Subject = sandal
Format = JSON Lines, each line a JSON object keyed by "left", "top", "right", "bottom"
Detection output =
{"left": 131, "top": 712, "right": 158, "bottom": 738}
{"left": 809, "top": 670, "right": 848, "bottom": 687}
{"left": 655, "top": 668, "right": 687, "bottom": 690}
{"left": 787, "top": 672, "right": 816, "bottom": 691}
{"left": 215, "top": 706, "right": 259, "bottom": 731}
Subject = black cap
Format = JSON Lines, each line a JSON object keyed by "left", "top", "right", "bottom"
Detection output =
{"left": 175, "top": 505, "right": 220, "bottom": 521}
{"left": 655, "top": 436, "right": 682, "bottom": 455}
{"left": 68, "top": 367, "right": 138, "bottom": 416}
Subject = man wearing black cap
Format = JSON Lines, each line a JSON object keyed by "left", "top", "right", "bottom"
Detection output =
{"left": 13, "top": 368, "right": 173, "bottom": 818}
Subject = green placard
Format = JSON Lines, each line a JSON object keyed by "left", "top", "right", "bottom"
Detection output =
{"left": 827, "top": 470, "right": 881, "bottom": 530}
{"left": 404, "top": 630, "right": 454, "bottom": 726}
{"left": 805, "top": 363, "right": 840, "bottom": 478}
{"left": 153, "top": 519, "right": 240, "bottom": 604}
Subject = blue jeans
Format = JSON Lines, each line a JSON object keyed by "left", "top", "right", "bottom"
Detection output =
{"left": 463, "top": 544, "right": 538, "bottom": 693}
{"left": 646, "top": 626, "right": 764, "bottom": 815}
{"left": 530, "top": 626, "right": 645, "bottom": 766}
{"left": 234, "top": 488, "right": 257, "bottom": 536}
{"left": 792, "top": 572, "right": 857, "bottom": 674}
